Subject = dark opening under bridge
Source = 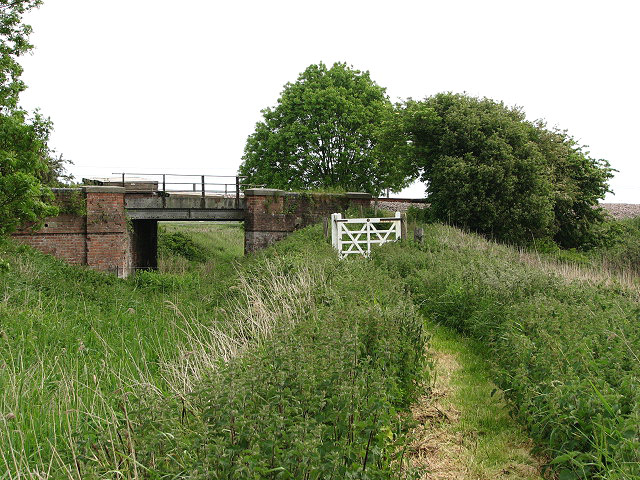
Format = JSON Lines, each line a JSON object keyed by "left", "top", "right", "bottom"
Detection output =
{"left": 12, "top": 173, "right": 373, "bottom": 277}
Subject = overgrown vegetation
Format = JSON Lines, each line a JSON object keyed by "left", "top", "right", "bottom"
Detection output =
{"left": 395, "top": 93, "right": 613, "bottom": 248}
{"left": 0, "top": 223, "right": 427, "bottom": 477}
{"left": 158, "top": 222, "right": 244, "bottom": 274}
{"left": 3, "top": 214, "right": 639, "bottom": 478}
{"left": 0, "top": 1, "right": 70, "bottom": 236}
{"left": 159, "top": 230, "right": 208, "bottom": 262}
{"left": 373, "top": 223, "right": 640, "bottom": 479}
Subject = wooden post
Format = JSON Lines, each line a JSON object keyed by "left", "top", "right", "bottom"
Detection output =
{"left": 414, "top": 227, "right": 424, "bottom": 244}
{"left": 331, "top": 213, "right": 341, "bottom": 251}
{"left": 398, "top": 212, "right": 407, "bottom": 240}
{"left": 323, "top": 217, "right": 329, "bottom": 240}
{"left": 235, "top": 176, "right": 240, "bottom": 208}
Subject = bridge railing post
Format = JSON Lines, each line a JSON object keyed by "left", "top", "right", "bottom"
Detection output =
{"left": 235, "top": 176, "right": 240, "bottom": 208}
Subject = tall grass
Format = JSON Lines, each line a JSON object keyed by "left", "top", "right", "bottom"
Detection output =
{"left": 0, "top": 224, "right": 247, "bottom": 477}
{"left": 0, "top": 222, "right": 428, "bottom": 478}
{"left": 128, "top": 227, "right": 428, "bottom": 478}
{"left": 373, "top": 223, "right": 640, "bottom": 479}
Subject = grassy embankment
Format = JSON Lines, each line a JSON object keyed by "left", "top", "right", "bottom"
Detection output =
{"left": 0, "top": 223, "right": 244, "bottom": 477}
{"left": 374, "top": 222, "right": 640, "bottom": 479}
{"left": 0, "top": 222, "right": 427, "bottom": 478}
{"left": 2, "top": 216, "right": 639, "bottom": 478}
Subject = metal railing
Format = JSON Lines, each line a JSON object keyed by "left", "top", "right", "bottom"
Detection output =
{"left": 111, "top": 172, "right": 264, "bottom": 204}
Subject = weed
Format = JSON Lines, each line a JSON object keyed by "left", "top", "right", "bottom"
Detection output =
{"left": 372, "top": 224, "right": 640, "bottom": 479}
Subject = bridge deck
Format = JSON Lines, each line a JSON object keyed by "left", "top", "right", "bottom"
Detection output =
{"left": 125, "top": 192, "right": 246, "bottom": 221}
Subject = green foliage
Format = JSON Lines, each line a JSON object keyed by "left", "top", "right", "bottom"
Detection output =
{"left": 0, "top": 1, "right": 69, "bottom": 236}
{"left": 372, "top": 224, "right": 640, "bottom": 479}
{"left": 0, "top": 225, "right": 245, "bottom": 476}
{"left": 0, "top": 223, "right": 427, "bottom": 477}
{"left": 240, "top": 62, "right": 414, "bottom": 195}
{"left": 158, "top": 229, "right": 208, "bottom": 263}
{"left": 54, "top": 188, "right": 86, "bottom": 215}
{"left": 0, "top": 111, "right": 58, "bottom": 234}
{"left": 530, "top": 121, "right": 614, "bottom": 249}
{"left": 534, "top": 216, "right": 640, "bottom": 277}
{"left": 131, "top": 227, "right": 428, "bottom": 478}
{"left": 405, "top": 205, "right": 434, "bottom": 225}
{"left": 590, "top": 217, "right": 640, "bottom": 277}
{"left": 394, "top": 93, "right": 613, "bottom": 248}
{"left": 0, "top": 0, "right": 41, "bottom": 111}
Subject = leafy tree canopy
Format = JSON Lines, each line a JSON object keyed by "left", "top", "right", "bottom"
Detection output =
{"left": 1, "top": 0, "right": 63, "bottom": 235}
{"left": 239, "top": 62, "right": 413, "bottom": 195}
{"left": 397, "top": 93, "right": 613, "bottom": 248}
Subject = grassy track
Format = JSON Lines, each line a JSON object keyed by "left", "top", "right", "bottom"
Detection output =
{"left": 374, "top": 223, "right": 640, "bottom": 479}
{"left": 406, "top": 323, "right": 544, "bottom": 479}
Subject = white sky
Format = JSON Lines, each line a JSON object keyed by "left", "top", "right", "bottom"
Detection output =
{"left": 19, "top": 0, "right": 640, "bottom": 202}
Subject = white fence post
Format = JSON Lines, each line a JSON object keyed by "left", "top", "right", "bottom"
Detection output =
{"left": 331, "top": 212, "right": 341, "bottom": 250}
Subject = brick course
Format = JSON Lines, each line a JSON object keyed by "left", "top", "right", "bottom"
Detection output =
{"left": 12, "top": 186, "right": 132, "bottom": 277}
{"left": 244, "top": 189, "right": 371, "bottom": 253}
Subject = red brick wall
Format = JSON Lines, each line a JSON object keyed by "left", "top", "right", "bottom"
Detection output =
{"left": 12, "top": 187, "right": 132, "bottom": 277}
{"left": 244, "top": 189, "right": 371, "bottom": 253}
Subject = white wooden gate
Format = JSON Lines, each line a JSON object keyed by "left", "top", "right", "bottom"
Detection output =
{"left": 331, "top": 212, "right": 403, "bottom": 258}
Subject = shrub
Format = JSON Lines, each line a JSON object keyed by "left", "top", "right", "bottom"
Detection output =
{"left": 397, "top": 93, "right": 613, "bottom": 248}
{"left": 158, "top": 231, "right": 207, "bottom": 262}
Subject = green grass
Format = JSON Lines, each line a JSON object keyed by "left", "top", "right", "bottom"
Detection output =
{"left": 129, "top": 229, "right": 428, "bottom": 477}
{"left": 4, "top": 217, "right": 638, "bottom": 478}
{"left": 373, "top": 224, "right": 640, "bottom": 479}
{"left": 0, "top": 223, "right": 428, "bottom": 478}
{"left": 158, "top": 221, "right": 244, "bottom": 274}
{"left": 424, "top": 322, "right": 544, "bottom": 479}
{"left": 0, "top": 223, "right": 245, "bottom": 477}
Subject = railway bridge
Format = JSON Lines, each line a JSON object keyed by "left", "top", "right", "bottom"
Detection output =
{"left": 12, "top": 173, "right": 372, "bottom": 277}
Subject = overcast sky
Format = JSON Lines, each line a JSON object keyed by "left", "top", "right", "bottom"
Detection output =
{"left": 19, "top": 0, "right": 640, "bottom": 202}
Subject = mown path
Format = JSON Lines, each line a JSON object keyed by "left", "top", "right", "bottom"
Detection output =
{"left": 406, "top": 322, "right": 546, "bottom": 479}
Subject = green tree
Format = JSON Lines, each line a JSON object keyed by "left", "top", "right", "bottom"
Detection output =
{"left": 239, "top": 62, "right": 413, "bottom": 195}
{"left": 1, "top": 0, "right": 60, "bottom": 236}
{"left": 531, "top": 122, "right": 613, "bottom": 248}
{"left": 399, "top": 93, "right": 613, "bottom": 247}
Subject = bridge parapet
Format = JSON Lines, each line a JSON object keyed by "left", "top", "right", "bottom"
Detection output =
{"left": 244, "top": 188, "right": 371, "bottom": 253}
{"left": 124, "top": 192, "right": 245, "bottom": 221}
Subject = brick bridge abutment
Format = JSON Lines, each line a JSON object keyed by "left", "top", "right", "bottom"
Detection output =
{"left": 12, "top": 187, "right": 371, "bottom": 277}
